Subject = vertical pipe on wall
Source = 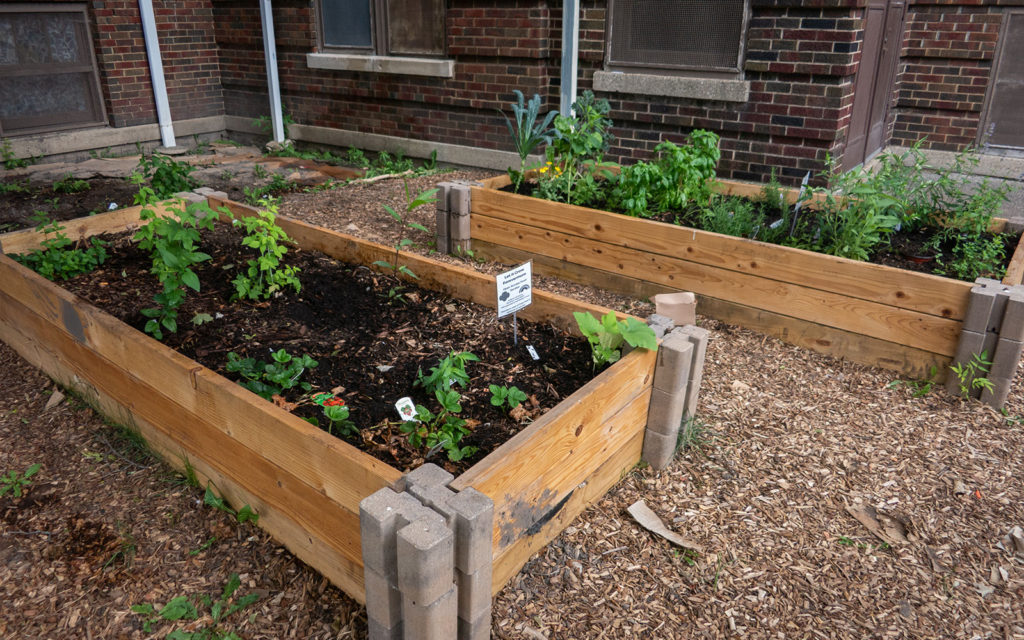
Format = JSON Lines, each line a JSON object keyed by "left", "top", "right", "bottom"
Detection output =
{"left": 259, "top": 0, "right": 285, "bottom": 143}
{"left": 138, "top": 0, "right": 176, "bottom": 149}
{"left": 560, "top": 0, "right": 580, "bottom": 116}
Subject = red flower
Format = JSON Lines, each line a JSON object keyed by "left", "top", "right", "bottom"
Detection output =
{"left": 323, "top": 397, "right": 346, "bottom": 407}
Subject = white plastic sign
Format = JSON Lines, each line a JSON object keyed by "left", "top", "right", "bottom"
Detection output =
{"left": 395, "top": 397, "right": 417, "bottom": 421}
{"left": 496, "top": 261, "right": 532, "bottom": 319}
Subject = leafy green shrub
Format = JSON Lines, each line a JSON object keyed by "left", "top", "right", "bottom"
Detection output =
{"left": 136, "top": 153, "right": 198, "bottom": 199}
{"left": 698, "top": 196, "right": 765, "bottom": 239}
{"left": 231, "top": 199, "right": 301, "bottom": 300}
{"left": 225, "top": 349, "right": 318, "bottom": 401}
{"left": 538, "top": 90, "right": 615, "bottom": 206}
{"left": 13, "top": 211, "right": 108, "bottom": 281}
{"left": 53, "top": 173, "right": 90, "bottom": 194}
{"left": 501, "top": 90, "right": 557, "bottom": 193}
{"left": 573, "top": 311, "right": 658, "bottom": 368}
{"left": 608, "top": 132, "right": 721, "bottom": 216}
{"left": 133, "top": 196, "right": 216, "bottom": 339}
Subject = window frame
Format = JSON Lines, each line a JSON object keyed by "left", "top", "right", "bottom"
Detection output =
{"left": 0, "top": 2, "right": 107, "bottom": 136}
{"left": 604, "top": 0, "right": 751, "bottom": 78}
{"left": 314, "top": 0, "right": 447, "bottom": 59}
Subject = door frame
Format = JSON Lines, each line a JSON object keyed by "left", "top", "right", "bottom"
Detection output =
{"left": 977, "top": 9, "right": 1024, "bottom": 151}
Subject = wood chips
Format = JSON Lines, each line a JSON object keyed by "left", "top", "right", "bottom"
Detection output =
{"left": 1, "top": 168, "right": 1022, "bottom": 639}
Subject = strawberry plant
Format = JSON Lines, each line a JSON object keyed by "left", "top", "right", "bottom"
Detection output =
{"left": 225, "top": 349, "right": 317, "bottom": 401}
{"left": 13, "top": 211, "right": 108, "bottom": 281}
{"left": 489, "top": 384, "right": 527, "bottom": 410}
{"left": 401, "top": 388, "right": 477, "bottom": 462}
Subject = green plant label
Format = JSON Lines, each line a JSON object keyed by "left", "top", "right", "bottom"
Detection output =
{"left": 496, "top": 261, "right": 533, "bottom": 318}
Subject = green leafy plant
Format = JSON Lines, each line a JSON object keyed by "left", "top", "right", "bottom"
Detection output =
{"left": 203, "top": 484, "right": 259, "bottom": 524}
{"left": 242, "top": 172, "right": 296, "bottom": 204}
{"left": 500, "top": 90, "right": 557, "bottom": 193}
{"left": 252, "top": 163, "right": 269, "bottom": 180}
{"left": 231, "top": 199, "right": 302, "bottom": 300}
{"left": 225, "top": 349, "right": 318, "bottom": 401}
{"left": 698, "top": 196, "right": 766, "bottom": 239}
{"left": 373, "top": 185, "right": 436, "bottom": 291}
{"left": 253, "top": 111, "right": 295, "bottom": 141}
{"left": 13, "top": 211, "right": 109, "bottom": 281}
{"left": 53, "top": 173, "right": 90, "bottom": 194}
{"left": 572, "top": 311, "right": 658, "bottom": 368}
{"left": 136, "top": 153, "right": 198, "bottom": 199}
{"left": 950, "top": 351, "right": 995, "bottom": 399}
{"left": 676, "top": 415, "right": 708, "bottom": 452}
{"left": 130, "top": 573, "right": 260, "bottom": 639}
{"left": 0, "top": 179, "right": 30, "bottom": 194}
{"left": 401, "top": 388, "right": 477, "bottom": 462}
{"left": 540, "top": 90, "right": 615, "bottom": 206}
{"left": 489, "top": 384, "right": 528, "bottom": 410}
{"left": 416, "top": 350, "right": 479, "bottom": 396}
{"left": 323, "top": 403, "right": 357, "bottom": 438}
{"left": 133, "top": 190, "right": 217, "bottom": 339}
{"left": 1, "top": 138, "right": 35, "bottom": 169}
{"left": 886, "top": 365, "right": 939, "bottom": 398}
{"left": 0, "top": 463, "right": 41, "bottom": 498}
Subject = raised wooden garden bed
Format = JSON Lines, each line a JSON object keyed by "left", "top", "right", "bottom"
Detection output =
{"left": 0, "top": 198, "right": 657, "bottom": 623}
{"left": 466, "top": 175, "right": 1024, "bottom": 380}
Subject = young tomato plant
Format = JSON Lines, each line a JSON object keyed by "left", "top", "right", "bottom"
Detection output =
{"left": 231, "top": 199, "right": 302, "bottom": 300}
{"left": 573, "top": 311, "right": 658, "bottom": 368}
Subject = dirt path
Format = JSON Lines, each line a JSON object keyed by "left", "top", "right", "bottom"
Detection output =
{"left": 2, "top": 162, "right": 1023, "bottom": 639}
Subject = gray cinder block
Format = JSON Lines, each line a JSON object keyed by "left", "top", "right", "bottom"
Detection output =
{"left": 365, "top": 568, "right": 403, "bottom": 629}
{"left": 360, "top": 488, "right": 424, "bottom": 578}
{"left": 397, "top": 513, "right": 454, "bottom": 605}
{"left": 367, "top": 616, "right": 403, "bottom": 640}
{"left": 652, "top": 331, "right": 694, "bottom": 394}
{"left": 989, "top": 337, "right": 1024, "bottom": 381}
{"left": 645, "top": 313, "right": 675, "bottom": 340}
{"left": 645, "top": 387, "right": 687, "bottom": 438}
{"left": 963, "top": 285, "right": 999, "bottom": 333}
{"left": 403, "top": 587, "right": 458, "bottom": 640}
{"left": 458, "top": 608, "right": 492, "bottom": 640}
{"left": 641, "top": 429, "right": 677, "bottom": 470}
{"left": 675, "top": 325, "right": 710, "bottom": 418}
{"left": 448, "top": 488, "right": 494, "bottom": 574}
{"left": 999, "top": 289, "right": 1024, "bottom": 343}
{"left": 402, "top": 463, "right": 455, "bottom": 491}
{"left": 455, "top": 564, "right": 493, "bottom": 623}
{"left": 980, "top": 375, "right": 1014, "bottom": 409}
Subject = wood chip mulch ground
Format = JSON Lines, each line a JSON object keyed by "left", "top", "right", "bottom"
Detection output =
{"left": 2, "top": 164, "right": 1023, "bottom": 639}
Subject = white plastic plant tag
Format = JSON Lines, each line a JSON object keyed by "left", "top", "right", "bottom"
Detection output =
{"left": 108, "top": 202, "right": 118, "bottom": 211}
{"left": 395, "top": 397, "right": 417, "bottom": 422}
{"left": 526, "top": 344, "right": 540, "bottom": 360}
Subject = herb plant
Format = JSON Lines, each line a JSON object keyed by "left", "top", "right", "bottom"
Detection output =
{"left": 225, "top": 349, "right": 318, "bottom": 401}
{"left": 416, "top": 350, "right": 479, "bottom": 395}
{"left": 573, "top": 311, "right": 658, "bottom": 368}
{"left": 489, "top": 384, "right": 527, "bottom": 410}
{"left": 501, "top": 90, "right": 557, "bottom": 193}
{"left": 0, "top": 463, "right": 41, "bottom": 498}
{"left": 231, "top": 199, "right": 301, "bottom": 300}
{"left": 13, "top": 211, "right": 108, "bottom": 281}
{"left": 130, "top": 573, "right": 260, "bottom": 639}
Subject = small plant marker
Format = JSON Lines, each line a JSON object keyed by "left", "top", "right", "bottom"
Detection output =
{"left": 496, "top": 261, "right": 533, "bottom": 345}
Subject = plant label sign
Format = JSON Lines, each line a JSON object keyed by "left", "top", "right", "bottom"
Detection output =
{"left": 496, "top": 261, "right": 532, "bottom": 319}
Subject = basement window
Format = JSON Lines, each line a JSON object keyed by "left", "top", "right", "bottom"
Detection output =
{"left": 316, "top": 0, "right": 446, "bottom": 57}
{"left": 606, "top": 0, "right": 749, "bottom": 76}
{"left": 0, "top": 4, "right": 106, "bottom": 136}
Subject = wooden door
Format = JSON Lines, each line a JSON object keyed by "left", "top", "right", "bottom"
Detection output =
{"left": 843, "top": 0, "right": 906, "bottom": 169}
{"left": 979, "top": 11, "right": 1024, "bottom": 151}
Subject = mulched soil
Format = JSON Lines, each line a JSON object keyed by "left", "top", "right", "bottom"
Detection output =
{"left": 0, "top": 178, "right": 143, "bottom": 232}
{"left": 2, "top": 164, "right": 1023, "bottom": 639}
{"left": 56, "top": 225, "right": 595, "bottom": 474}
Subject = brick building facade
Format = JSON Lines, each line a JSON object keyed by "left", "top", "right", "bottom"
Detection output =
{"left": 2, "top": 1, "right": 1022, "bottom": 183}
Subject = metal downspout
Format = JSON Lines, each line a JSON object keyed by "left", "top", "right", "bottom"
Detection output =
{"left": 138, "top": 0, "right": 176, "bottom": 149}
{"left": 560, "top": 0, "right": 580, "bottom": 115}
{"left": 259, "top": 0, "right": 285, "bottom": 143}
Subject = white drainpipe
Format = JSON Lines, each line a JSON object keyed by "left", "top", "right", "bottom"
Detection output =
{"left": 560, "top": 0, "right": 580, "bottom": 116}
{"left": 138, "top": 0, "right": 176, "bottom": 149}
{"left": 259, "top": 0, "right": 286, "bottom": 143}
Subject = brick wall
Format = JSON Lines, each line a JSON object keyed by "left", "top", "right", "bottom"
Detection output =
{"left": 90, "top": 0, "right": 224, "bottom": 128}
{"left": 890, "top": 2, "right": 1016, "bottom": 151}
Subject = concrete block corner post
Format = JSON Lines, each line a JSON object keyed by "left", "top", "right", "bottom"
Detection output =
{"left": 449, "top": 184, "right": 472, "bottom": 255}
{"left": 949, "top": 280, "right": 1024, "bottom": 407}
{"left": 362, "top": 464, "right": 494, "bottom": 640}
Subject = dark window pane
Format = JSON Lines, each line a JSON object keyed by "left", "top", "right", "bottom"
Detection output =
{"left": 610, "top": 0, "right": 745, "bottom": 71}
{"left": 322, "top": 0, "right": 373, "bottom": 49}
{"left": 387, "top": 0, "right": 445, "bottom": 56}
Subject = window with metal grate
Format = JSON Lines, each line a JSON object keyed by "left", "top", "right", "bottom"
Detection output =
{"left": 317, "top": 0, "right": 446, "bottom": 57}
{"left": 607, "top": 0, "right": 747, "bottom": 75}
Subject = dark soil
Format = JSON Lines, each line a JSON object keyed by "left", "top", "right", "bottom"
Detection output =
{"left": 57, "top": 223, "right": 596, "bottom": 475}
{"left": 0, "top": 178, "right": 142, "bottom": 232}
